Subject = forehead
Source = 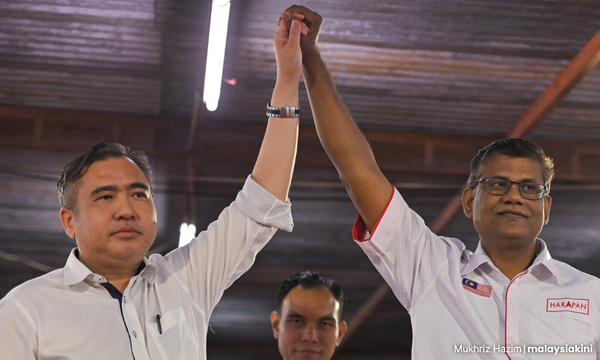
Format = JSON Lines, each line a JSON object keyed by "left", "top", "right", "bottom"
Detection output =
{"left": 479, "top": 155, "right": 544, "bottom": 181}
{"left": 282, "top": 286, "right": 340, "bottom": 319}
{"left": 80, "top": 157, "right": 148, "bottom": 187}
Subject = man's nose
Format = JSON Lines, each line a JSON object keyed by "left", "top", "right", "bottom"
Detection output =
{"left": 503, "top": 183, "right": 524, "bottom": 202}
{"left": 114, "top": 197, "right": 137, "bottom": 220}
{"left": 301, "top": 325, "right": 318, "bottom": 343}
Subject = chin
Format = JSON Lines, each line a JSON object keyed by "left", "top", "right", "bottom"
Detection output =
{"left": 498, "top": 234, "right": 535, "bottom": 246}
{"left": 112, "top": 244, "right": 151, "bottom": 259}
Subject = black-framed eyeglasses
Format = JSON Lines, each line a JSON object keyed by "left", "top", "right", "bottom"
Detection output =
{"left": 472, "top": 176, "right": 548, "bottom": 200}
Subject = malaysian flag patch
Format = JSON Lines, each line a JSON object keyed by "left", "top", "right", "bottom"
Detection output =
{"left": 462, "top": 278, "right": 492, "bottom": 297}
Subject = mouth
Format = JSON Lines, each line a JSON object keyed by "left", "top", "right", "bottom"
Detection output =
{"left": 498, "top": 210, "right": 526, "bottom": 218}
{"left": 293, "top": 349, "right": 321, "bottom": 356}
{"left": 111, "top": 227, "right": 141, "bottom": 236}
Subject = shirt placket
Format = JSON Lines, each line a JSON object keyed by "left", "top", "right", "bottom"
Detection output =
{"left": 504, "top": 271, "right": 528, "bottom": 359}
{"left": 122, "top": 277, "right": 151, "bottom": 360}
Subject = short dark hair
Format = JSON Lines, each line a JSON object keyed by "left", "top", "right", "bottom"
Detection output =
{"left": 57, "top": 141, "right": 153, "bottom": 210}
{"left": 277, "top": 271, "right": 345, "bottom": 317}
{"left": 467, "top": 138, "right": 555, "bottom": 193}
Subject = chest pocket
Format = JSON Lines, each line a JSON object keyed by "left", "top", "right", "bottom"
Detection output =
{"left": 148, "top": 306, "right": 201, "bottom": 358}
{"left": 529, "top": 311, "right": 595, "bottom": 348}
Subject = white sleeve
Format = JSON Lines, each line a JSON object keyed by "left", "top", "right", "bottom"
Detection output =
{"left": 164, "top": 175, "right": 293, "bottom": 313}
{"left": 354, "top": 188, "right": 462, "bottom": 311}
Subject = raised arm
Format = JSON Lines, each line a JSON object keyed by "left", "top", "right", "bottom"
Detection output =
{"left": 251, "top": 16, "right": 305, "bottom": 202}
{"left": 282, "top": 6, "right": 393, "bottom": 231}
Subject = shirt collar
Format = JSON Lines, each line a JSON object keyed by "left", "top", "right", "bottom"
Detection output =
{"left": 460, "top": 243, "right": 491, "bottom": 276}
{"left": 529, "top": 239, "right": 565, "bottom": 284}
{"left": 139, "top": 257, "right": 157, "bottom": 284}
{"left": 63, "top": 248, "right": 158, "bottom": 286}
{"left": 460, "top": 239, "right": 565, "bottom": 284}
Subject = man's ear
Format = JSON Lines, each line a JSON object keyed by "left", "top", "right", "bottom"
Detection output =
{"left": 60, "top": 208, "right": 76, "bottom": 239}
{"left": 270, "top": 311, "right": 280, "bottom": 339}
{"left": 543, "top": 194, "right": 552, "bottom": 225}
{"left": 335, "top": 320, "right": 348, "bottom": 346}
{"left": 461, "top": 187, "right": 474, "bottom": 219}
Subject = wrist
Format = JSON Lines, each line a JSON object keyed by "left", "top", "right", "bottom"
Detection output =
{"left": 275, "top": 75, "right": 301, "bottom": 88}
{"left": 301, "top": 45, "right": 320, "bottom": 62}
{"left": 266, "top": 102, "right": 300, "bottom": 118}
{"left": 271, "top": 82, "right": 299, "bottom": 108}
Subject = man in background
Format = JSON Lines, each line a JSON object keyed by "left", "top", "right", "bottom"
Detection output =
{"left": 271, "top": 270, "right": 347, "bottom": 360}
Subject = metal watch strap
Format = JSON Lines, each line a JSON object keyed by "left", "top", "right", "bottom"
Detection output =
{"left": 266, "top": 102, "right": 300, "bottom": 118}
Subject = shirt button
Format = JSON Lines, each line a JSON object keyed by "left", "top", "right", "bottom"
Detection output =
{"left": 132, "top": 330, "right": 138, "bottom": 338}
{"left": 123, "top": 297, "right": 127, "bottom": 303}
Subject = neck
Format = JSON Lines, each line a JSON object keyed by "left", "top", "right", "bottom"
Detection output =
{"left": 101, "top": 263, "right": 143, "bottom": 292}
{"left": 76, "top": 250, "right": 141, "bottom": 293}
{"left": 106, "top": 276, "right": 132, "bottom": 293}
{"left": 482, "top": 241, "right": 537, "bottom": 280}
{"left": 96, "top": 268, "right": 138, "bottom": 293}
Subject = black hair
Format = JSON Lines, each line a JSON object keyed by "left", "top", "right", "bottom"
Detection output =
{"left": 277, "top": 271, "right": 344, "bottom": 317}
{"left": 57, "top": 141, "right": 152, "bottom": 210}
{"left": 467, "top": 138, "right": 554, "bottom": 193}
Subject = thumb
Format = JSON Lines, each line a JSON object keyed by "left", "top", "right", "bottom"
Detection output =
{"left": 288, "top": 19, "right": 301, "bottom": 44}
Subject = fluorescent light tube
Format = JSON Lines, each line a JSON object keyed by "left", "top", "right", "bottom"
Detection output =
{"left": 203, "top": 0, "right": 231, "bottom": 111}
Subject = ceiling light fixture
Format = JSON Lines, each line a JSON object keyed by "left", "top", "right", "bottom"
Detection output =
{"left": 203, "top": 0, "right": 231, "bottom": 112}
{"left": 178, "top": 222, "right": 197, "bottom": 248}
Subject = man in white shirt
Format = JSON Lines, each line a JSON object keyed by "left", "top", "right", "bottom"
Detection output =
{"left": 270, "top": 271, "right": 347, "bottom": 360}
{"left": 0, "top": 14, "right": 306, "bottom": 360}
{"left": 280, "top": 5, "right": 600, "bottom": 359}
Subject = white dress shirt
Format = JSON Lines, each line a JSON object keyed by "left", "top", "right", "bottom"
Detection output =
{"left": 353, "top": 188, "right": 600, "bottom": 359}
{"left": 0, "top": 176, "right": 293, "bottom": 360}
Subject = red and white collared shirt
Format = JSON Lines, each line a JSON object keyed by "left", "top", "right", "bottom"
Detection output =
{"left": 354, "top": 188, "right": 600, "bottom": 359}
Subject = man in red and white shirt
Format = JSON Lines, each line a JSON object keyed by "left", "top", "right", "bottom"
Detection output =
{"left": 282, "top": 5, "right": 600, "bottom": 359}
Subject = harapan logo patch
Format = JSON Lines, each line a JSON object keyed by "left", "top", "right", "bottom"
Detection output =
{"left": 546, "top": 298, "right": 590, "bottom": 315}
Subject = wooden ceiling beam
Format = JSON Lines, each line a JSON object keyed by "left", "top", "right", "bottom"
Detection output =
{"left": 508, "top": 28, "right": 600, "bottom": 138}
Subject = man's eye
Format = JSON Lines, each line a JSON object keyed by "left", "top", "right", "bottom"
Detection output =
{"left": 521, "top": 183, "right": 537, "bottom": 192}
{"left": 97, "top": 195, "right": 112, "bottom": 200}
{"left": 134, "top": 192, "right": 148, "bottom": 198}
{"left": 489, "top": 180, "right": 508, "bottom": 188}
